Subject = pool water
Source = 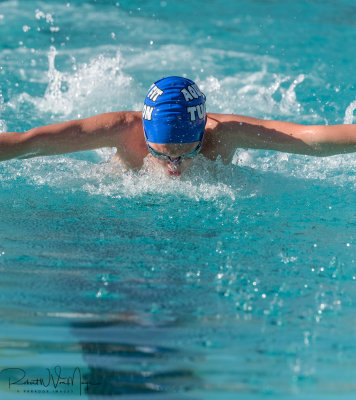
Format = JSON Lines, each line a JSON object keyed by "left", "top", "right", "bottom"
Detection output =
{"left": 0, "top": 0, "right": 356, "bottom": 399}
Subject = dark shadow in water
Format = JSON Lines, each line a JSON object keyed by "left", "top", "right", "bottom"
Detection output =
{"left": 69, "top": 318, "right": 203, "bottom": 399}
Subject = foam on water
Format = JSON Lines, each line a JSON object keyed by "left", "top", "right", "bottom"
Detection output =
{"left": 1, "top": 154, "right": 242, "bottom": 202}
{"left": 13, "top": 46, "right": 141, "bottom": 121}
{"left": 235, "top": 150, "right": 356, "bottom": 187}
{"left": 1, "top": 144, "right": 354, "bottom": 210}
{"left": 201, "top": 70, "right": 308, "bottom": 119}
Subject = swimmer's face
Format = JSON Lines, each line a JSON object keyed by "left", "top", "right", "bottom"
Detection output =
{"left": 146, "top": 141, "right": 201, "bottom": 176}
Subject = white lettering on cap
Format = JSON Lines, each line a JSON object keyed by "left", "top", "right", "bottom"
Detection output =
{"left": 147, "top": 84, "right": 163, "bottom": 102}
{"left": 196, "top": 103, "right": 205, "bottom": 119}
{"left": 187, "top": 103, "right": 206, "bottom": 121}
{"left": 181, "top": 88, "right": 194, "bottom": 102}
{"left": 142, "top": 104, "right": 154, "bottom": 120}
{"left": 181, "top": 84, "right": 202, "bottom": 101}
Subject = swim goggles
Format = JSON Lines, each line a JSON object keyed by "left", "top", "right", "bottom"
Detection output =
{"left": 145, "top": 138, "right": 203, "bottom": 163}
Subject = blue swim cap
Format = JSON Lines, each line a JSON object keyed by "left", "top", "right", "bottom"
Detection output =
{"left": 142, "top": 76, "right": 207, "bottom": 143}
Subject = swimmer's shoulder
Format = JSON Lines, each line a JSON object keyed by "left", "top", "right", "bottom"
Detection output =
{"left": 206, "top": 113, "right": 222, "bottom": 131}
{"left": 205, "top": 113, "right": 234, "bottom": 142}
{"left": 205, "top": 113, "right": 236, "bottom": 136}
{"left": 204, "top": 113, "right": 257, "bottom": 162}
{"left": 83, "top": 111, "right": 143, "bottom": 146}
{"left": 203, "top": 113, "right": 233, "bottom": 162}
{"left": 103, "top": 111, "right": 146, "bottom": 159}
{"left": 89, "top": 111, "right": 142, "bottom": 131}
{"left": 206, "top": 112, "right": 248, "bottom": 130}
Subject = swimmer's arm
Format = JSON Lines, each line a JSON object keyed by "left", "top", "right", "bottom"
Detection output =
{"left": 0, "top": 111, "right": 135, "bottom": 161}
{"left": 213, "top": 113, "right": 356, "bottom": 156}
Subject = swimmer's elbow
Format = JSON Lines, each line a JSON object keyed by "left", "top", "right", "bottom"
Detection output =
{"left": 20, "top": 127, "right": 52, "bottom": 157}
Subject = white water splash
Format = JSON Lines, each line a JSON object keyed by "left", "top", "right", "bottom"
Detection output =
{"left": 16, "top": 47, "right": 140, "bottom": 120}
{"left": 1, "top": 152, "right": 254, "bottom": 202}
{"left": 344, "top": 100, "right": 356, "bottom": 124}
{"left": 2, "top": 141, "right": 354, "bottom": 206}
{"left": 236, "top": 149, "right": 356, "bottom": 186}
{"left": 200, "top": 71, "right": 308, "bottom": 120}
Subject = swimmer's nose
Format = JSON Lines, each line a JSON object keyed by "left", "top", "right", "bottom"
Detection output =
{"left": 168, "top": 161, "right": 181, "bottom": 170}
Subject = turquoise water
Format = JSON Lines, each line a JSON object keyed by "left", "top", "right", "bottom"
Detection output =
{"left": 1, "top": 0, "right": 356, "bottom": 398}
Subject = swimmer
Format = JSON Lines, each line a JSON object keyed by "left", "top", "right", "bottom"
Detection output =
{"left": 1, "top": 75, "right": 356, "bottom": 176}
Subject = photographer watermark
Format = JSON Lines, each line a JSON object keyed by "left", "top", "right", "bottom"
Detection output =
{"left": 0, "top": 365, "right": 100, "bottom": 395}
